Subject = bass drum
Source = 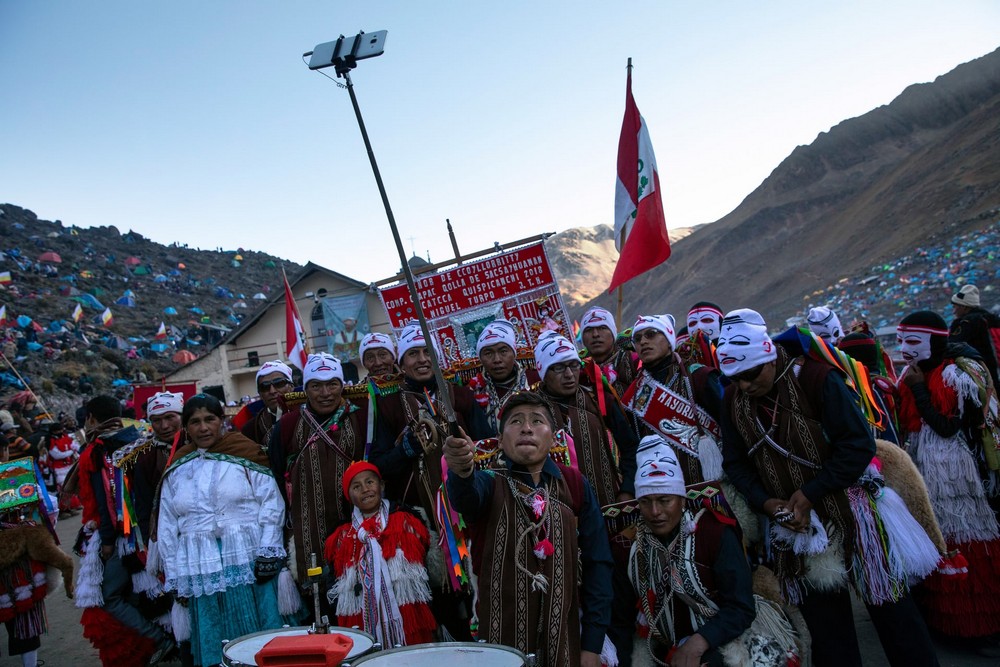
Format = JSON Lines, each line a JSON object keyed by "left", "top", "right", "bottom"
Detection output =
{"left": 221, "top": 626, "right": 375, "bottom": 666}
{"left": 344, "top": 642, "right": 528, "bottom": 667}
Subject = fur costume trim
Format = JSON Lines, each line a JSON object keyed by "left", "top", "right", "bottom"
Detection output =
{"left": 910, "top": 423, "right": 1000, "bottom": 544}
{"left": 277, "top": 567, "right": 302, "bottom": 616}
{"left": 697, "top": 435, "right": 724, "bottom": 482}
{"left": 74, "top": 530, "right": 103, "bottom": 608}
{"left": 170, "top": 599, "right": 191, "bottom": 642}
{"left": 601, "top": 634, "right": 619, "bottom": 667}
{"left": 875, "top": 486, "right": 940, "bottom": 584}
{"left": 0, "top": 525, "right": 74, "bottom": 601}
{"left": 144, "top": 538, "right": 161, "bottom": 577}
{"left": 874, "top": 439, "right": 946, "bottom": 554}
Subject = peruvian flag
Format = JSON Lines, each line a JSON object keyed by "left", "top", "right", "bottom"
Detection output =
{"left": 155, "top": 321, "right": 167, "bottom": 339}
{"left": 283, "top": 269, "right": 309, "bottom": 370}
{"left": 608, "top": 66, "right": 670, "bottom": 293}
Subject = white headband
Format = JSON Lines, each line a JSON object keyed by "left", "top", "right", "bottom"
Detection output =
{"left": 302, "top": 352, "right": 344, "bottom": 386}
{"left": 147, "top": 391, "right": 183, "bottom": 417}
{"left": 634, "top": 435, "right": 686, "bottom": 498}
{"left": 255, "top": 360, "right": 293, "bottom": 383}
{"left": 580, "top": 307, "right": 617, "bottom": 339}
{"left": 360, "top": 332, "right": 396, "bottom": 360}
{"left": 632, "top": 314, "right": 677, "bottom": 351}
{"left": 533, "top": 333, "right": 580, "bottom": 378}
{"left": 717, "top": 308, "right": 777, "bottom": 377}
{"left": 476, "top": 320, "right": 517, "bottom": 357}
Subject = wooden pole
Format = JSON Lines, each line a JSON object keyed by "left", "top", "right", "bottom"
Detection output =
{"left": 616, "top": 58, "right": 634, "bottom": 326}
{"left": 0, "top": 350, "right": 52, "bottom": 416}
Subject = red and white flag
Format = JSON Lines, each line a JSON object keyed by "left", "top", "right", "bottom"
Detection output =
{"left": 283, "top": 269, "right": 309, "bottom": 370}
{"left": 71, "top": 303, "right": 83, "bottom": 323}
{"left": 155, "top": 321, "right": 167, "bottom": 339}
{"left": 0, "top": 305, "right": 6, "bottom": 327}
{"left": 608, "top": 67, "right": 670, "bottom": 293}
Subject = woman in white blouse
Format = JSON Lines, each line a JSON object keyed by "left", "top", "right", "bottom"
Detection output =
{"left": 153, "top": 394, "right": 289, "bottom": 666}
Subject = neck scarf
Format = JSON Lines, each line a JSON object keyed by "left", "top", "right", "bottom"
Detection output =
{"left": 354, "top": 500, "right": 406, "bottom": 647}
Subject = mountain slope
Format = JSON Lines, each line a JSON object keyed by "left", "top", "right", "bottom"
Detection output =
{"left": 581, "top": 47, "right": 1000, "bottom": 325}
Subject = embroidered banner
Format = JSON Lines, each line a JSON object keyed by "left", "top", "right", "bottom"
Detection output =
{"left": 621, "top": 374, "right": 721, "bottom": 456}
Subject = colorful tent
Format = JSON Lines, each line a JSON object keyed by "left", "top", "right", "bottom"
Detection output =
{"left": 172, "top": 350, "right": 197, "bottom": 364}
{"left": 133, "top": 266, "right": 151, "bottom": 276}
{"left": 188, "top": 307, "right": 205, "bottom": 315}
{"left": 163, "top": 306, "right": 178, "bottom": 316}
{"left": 72, "top": 293, "right": 105, "bottom": 310}
{"left": 252, "top": 293, "right": 267, "bottom": 300}
{"left": 38, "top": 251, "right": 62, "bottom": 263}
{"left": 115, "top": 294, "right": 136, "bottom": 307}
{"left": 124, "top": 256, "right": 142, "bottom": 266}
{"left": 153, "top": 274, "right": 168, "bottom": 283}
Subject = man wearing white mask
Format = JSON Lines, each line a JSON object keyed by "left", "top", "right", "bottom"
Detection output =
{"left": 579, "top": 306, "right": 639, "bottom": 396}
{"left": 359, "top": 332, "right": 398, "bottom": 379}
{"left": 805, "top": 306, "right": 844, "bottom": 345}
{"left": 535, "top": 332, "right": 638, "bottom": 507}
{"left": 895, "top": 310, "right": 1000, "bottom": 650}
{"left": 620, "top": 314, "right": 724, "bottom": 485}
{"left": 687, "top": 301, "right": 724, "bottom": 344}
{"left": 241, "top": 361, "right": 295, "bottom": 447}
{"left": 268, "top": 353, "right": 366, "bottom": 582}
{"left": 627, "top": 435, "right": 799, "bottom": 667}
{"left": 718, "top": 308, "right": 939, "bottom": 667}
{"left": 468, "top": 320, "right": 539, "bottom": 432}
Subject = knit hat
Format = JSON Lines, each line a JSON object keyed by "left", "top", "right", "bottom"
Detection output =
{"left": 533, "top": 333, "right": 581, "bottom": 378}
{"left": 806, "top": 306, "right": 844, "bottom": 343}
{"left": 675, "top": 326, "right": 689, "bottom": 346}
{"left": 342, "top": 460, "right": 381, "bottom": 499}
{"left": 146, "top": 391, "right": 183, "bottom": 417}
{"left": 952, "top": 284, "right": 980, "bottom": 308}
{"left": 302, "top": 352, "right": 343, "bottom": 386}
{"left": 687, "top": 301, "right": 723, "bottom": 339}
{"left": 717, "top": 309, "right": 777, "bottom": 377}
{"left": 476, "top": 320, "right": 517, "bottom": 356}
{"left": 634, "top": 435, "right": 686, "bottom": 498}
{"left": 632, "top": 314, "right": 677, "bottom": 351}
{"left": 837, "top": 332, "right": 878, "bottom": 372}
{"left": 255, "top": 360, "right": 293, "bottom": 384}
{"left": 396, "top": 323, "right": 441, "bottom": 362}
{"left": 580, "top": 307, "right": 617, "bottom": 339}
{"left": 0, "top": 422, "right": 18, "bottom": 432}
{"left": 360, "top": 332, "right": 396, "bottom": 360}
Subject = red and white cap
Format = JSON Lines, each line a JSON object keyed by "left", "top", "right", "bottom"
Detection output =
{"left": 476, "top": 320, "right": 517, "bottom": 356}
{"left": 303, "top": 352, "right": 343, "bottom": 386}
{"left": 533, "top": 333, "right": 581, "bottom": 378}
{"left": 360, "top": 332, "right": 396, "bottom": 360}
{"left": 580, "top": 307, "right": 617, "bottom": 339}
{"left": 147, "top": 391, "right": 183, "bottom": 417}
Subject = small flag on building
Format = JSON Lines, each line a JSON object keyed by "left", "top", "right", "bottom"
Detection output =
{"left": 101, "top": 307, "right": 114, "bottom": 327}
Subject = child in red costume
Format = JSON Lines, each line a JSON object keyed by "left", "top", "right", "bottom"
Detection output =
{"left": 325, "top": 461, "right": 437, "bottom": 647}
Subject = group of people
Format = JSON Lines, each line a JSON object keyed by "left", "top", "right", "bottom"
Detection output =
{"left": 33, "top": 281, "right": 997, "bottom": 667}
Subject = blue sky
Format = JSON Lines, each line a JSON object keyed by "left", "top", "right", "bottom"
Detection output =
{"left": 2, "top": 2, "right": 999, "bottom": 283}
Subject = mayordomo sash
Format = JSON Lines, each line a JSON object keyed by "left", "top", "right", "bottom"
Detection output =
{"left": 621, "top": 372, "right": 721, "bottom": 458}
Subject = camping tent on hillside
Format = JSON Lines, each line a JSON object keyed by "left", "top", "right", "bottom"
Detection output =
{"left": 39, "top": 251, "right": 61, "bottom": 263}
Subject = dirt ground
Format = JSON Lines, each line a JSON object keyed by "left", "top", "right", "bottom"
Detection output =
{"left": 0, "top": 513, "right": 991, "bottom": 667}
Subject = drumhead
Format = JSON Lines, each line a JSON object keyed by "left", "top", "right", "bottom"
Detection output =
{"left": 221, "top": 626, "right": 375, "bottom": 666}
{"left": 346, "top": 642, "right": 526, "bottom": 667}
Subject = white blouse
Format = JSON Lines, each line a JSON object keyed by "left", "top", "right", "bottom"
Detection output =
{"left": 157, "top": 450, "right": 285, "bottom": 598}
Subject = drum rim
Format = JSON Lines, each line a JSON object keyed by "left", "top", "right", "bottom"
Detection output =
{"left": 347, "top": 642, "right": 527, "bottom": 665}
{"left": 221, "top": 625, "right": 376, "bottom": 653}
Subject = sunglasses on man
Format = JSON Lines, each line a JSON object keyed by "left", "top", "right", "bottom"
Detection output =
{"left": 258, "top": 378, "right": 293, "bottom": 390}
{"left": 729, "top": 365, "right": 765, "bottom": 383}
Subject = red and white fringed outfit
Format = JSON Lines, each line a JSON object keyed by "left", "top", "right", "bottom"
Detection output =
{"left": 325, "top": 501, "right": 437, "bottom": 647}
{"left": 898, "top": 359, "right": 1000, "bottom": 638}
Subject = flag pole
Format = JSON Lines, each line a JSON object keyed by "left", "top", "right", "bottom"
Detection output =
{"left": 616, "top": 57, "right": 633, "bottom": 326}
{"left": 337, "top": 66, "right": 458, "bottom": 429}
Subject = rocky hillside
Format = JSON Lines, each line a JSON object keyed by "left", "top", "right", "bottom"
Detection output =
{"left": 582, "top": 46, "right": 1000, "bottom": 326}
{"left": 0, "top": 203, "right": 300, "bottom": 408}
{"left": 547, "top": 223, "right": 701, "bottom": 313}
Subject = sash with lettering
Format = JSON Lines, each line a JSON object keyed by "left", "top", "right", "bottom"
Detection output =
{"left": 621, "top": 372, "right": 721, "bottom": 457}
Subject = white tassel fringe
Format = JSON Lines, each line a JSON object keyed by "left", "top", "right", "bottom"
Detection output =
{"left": 277, "top": 568, "right": 302, "bottom": 616}
{"left": 170, "top": 600, "right": 191, "bottom": 642}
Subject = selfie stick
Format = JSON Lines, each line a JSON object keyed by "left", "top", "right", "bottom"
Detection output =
{"left": 306, "top": 32, "right": 459, "bottom": 430}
